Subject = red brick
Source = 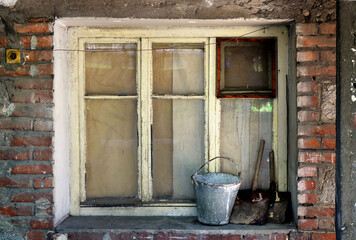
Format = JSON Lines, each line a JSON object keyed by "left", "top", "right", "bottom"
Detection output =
{"left": 11, "top": 192, "right": 52, "bottom": 203}
{"left": 298, "top": 138, "right": 319, "bottom": 149}
{"left": 289, "top": 232, "right": 310, "bottom": 240}
{"left": 0, "top": 65, "right": 30, "bottom": 76}
{"left": 299, "top": 152, "right": 336, "bottom": 164}
{"left": 154, "top": 232, "right": 198, "bottom": 240}
{"left": 312, "top": 233, "right": 336, "bottom": 240}
{"left": 0, "top": 37, "right": 9, "bottom": 47}
{"left": 33, "top": 149, "right": 52, "bottom": 161}
{"left": 12, "top": 164, "right": 52, "bottom": 174}
{"left": 23, "top": 50, "right": 53, "bottom": 62}
{"left": 46, "top": 206, "right": 53, "bottom": 216}
{"left": 35, "top": 63, "right": 53, "bottom": 76}
{"left": 20, "top": 36, "right": 53, "bottom": 49}
{"left": 297, "top": 96, "right": 318, "bottom": 107}
{"left": 28, "top": 18, "right": 50, "bottom": 23}
{"left": 319, "top": 218, "right": 335, "bottom": 230}
{"left": 298, "top": 125, "right": 336, "bottom": 136}
{"left": 14, "top": 79, "right": 53, "bottom": 90}
{"left": 0, "top": 149, "right": 30, "bottom": 160}
{"left": 298, "top": 166, "right": 317, "bottom": 177}
{"left": 270, "top": 234, "right": 287, "bottom": 240}
{"left": 0, "top": 118, "right": 32, "bottom": 130}
{"left": 322, "top": 138, "right": 336, "bottom": 150}
{"left": 320, "top": 23, "right": 336, "bottom": 35}
{"left": 14, "top": 23, "right": 52, "bottom": 34}
{"left": 11, "top": 91, "right": 53, "bottom": 103}
{"left": 298, "top": 193, "right": 318, "bottom": 204}
{"left": 296, "top": 24, "right": 318, "bottom": 36}
{"left": 0, "top": 176, "right": 30, "bottom": 187}
{"left": 297, "top": 81, "right": 318, "bottom": 93}
{"left": 34, "top": 177, "right": 53, "bottom": 188}
{"left": 68, "top": 233, "right": 105, "bottom": 239}
{"left": 298, "top": 111, "right": 319, "bottom": 122}
{"left": 11, "top": 135, "right": 52, "bottom": 147}
{"left": 244, "top": 235, "right": 269, "bottom": 240}
{"left": 30, "top": 219, "right": 53, "bottom": 229}
{"left": 297, "top": 36, "right": 336, "bottom": 48}
{"left": 298, "top": 206, "right": 335, "bottom": 217}
{"left": 297, "top": 51, "right": 319, "bottom": 62}
{"left": 110, "top": 232, "right": 153, "bottom": 240}
{"left": 321, "top": 51, "right": 336, "bottom": 63}
{"left": 34, "top": 120, "right": 53, "bottom": 132}
{"left": 0, "top": 205, "right": 33, "bottom": 216}
{"left": 12, "top": 104, "right": 53, "bottom": 118}
{"left": 298, "top": 180, "right": 316, "bottom": 191}
{"left": 298, "top": 219, "right": 318, "bottom": 230}
{"left": 27, "top": 231, "right": 45, "bottom": 240}
{"left": 297, "top": 66, "right": 336, "bottom": 77}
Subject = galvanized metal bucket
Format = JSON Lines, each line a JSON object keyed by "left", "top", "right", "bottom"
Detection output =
{"left": 191, "top": 157, "right": 242, "bottom": 225}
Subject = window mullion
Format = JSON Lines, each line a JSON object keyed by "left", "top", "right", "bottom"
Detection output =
{"left": 140, "top": 38, "right": 152, "bottom": 202}
{"left": 208, "top": 38, "right": 219, "bottom": 172}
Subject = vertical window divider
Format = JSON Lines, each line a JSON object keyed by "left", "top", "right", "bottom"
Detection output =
{"left": 78, "top": 38, "right": 87, "bottom": 204}
{"left": 208, "top": 37, "right": 219, "bottom": 173}
{"left": 141, "top": 38, "right": 152, "bottom": 202}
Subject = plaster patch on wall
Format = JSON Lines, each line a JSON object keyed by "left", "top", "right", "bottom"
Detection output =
{"left": 0, "top": 82, "right": 14, "bottom": 117}
{"left": 321, "top": 84, "right": 336, "bottom": 122}
{"left": 0, "top": 0, "right": 17, "bottom": 7}
{"left": 318, "top": 166, "right": 336, "bottom": 204}
{"left": 29, "top": 65, "right": 38, "bottom": 77}
{"left": 31, "top": 36, "right": 37, "bottom": 50}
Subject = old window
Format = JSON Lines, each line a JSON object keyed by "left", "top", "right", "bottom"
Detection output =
{"left": 68, "top": 24, "right": 288, "bottom": 216}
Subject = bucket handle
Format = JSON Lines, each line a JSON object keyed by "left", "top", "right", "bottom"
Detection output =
{"left": 192, "top": 157, "right": 239, "bottom": 178}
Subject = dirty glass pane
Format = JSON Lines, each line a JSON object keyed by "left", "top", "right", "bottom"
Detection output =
{"left": 223, "top": 43, "right": 272, "bottom": 90}
{"left": 85, "top": 43, "right": 136, "bottom": 95}
{"left": 152, "top": 43, "right": 204, "bottom": 95}
{"left": 152, "top": 99, "right": 205, "bottom": 200}
{"left": 220, "top": 99, "right": 273, "bottom": 190}
{"left": 85, "top": 99, "right": 138, "bottom": 198}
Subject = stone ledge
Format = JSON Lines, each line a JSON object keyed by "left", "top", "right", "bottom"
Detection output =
{"left": 56, "top": 216, "right": 296, "bottom": 235}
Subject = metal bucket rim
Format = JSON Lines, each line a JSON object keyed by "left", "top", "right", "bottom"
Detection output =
{"left": 192, "top": 172, "right": 242, "bottom": 187}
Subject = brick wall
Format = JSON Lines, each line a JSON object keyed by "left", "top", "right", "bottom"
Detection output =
{"left": 0, "top": 19, "right": 337, "bottom": 240}
{"left": 0, "top": 19, "right": 54, "bottom": 240}
{"left": 296, "top": 23, "right": 336, "bottom": 239}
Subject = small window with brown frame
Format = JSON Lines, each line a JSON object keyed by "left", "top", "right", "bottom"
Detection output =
{"left": 217, "top": 38, "right": 277, "bottom": 98}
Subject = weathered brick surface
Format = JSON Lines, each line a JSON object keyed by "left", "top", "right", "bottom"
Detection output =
{"left": 11, "top": 135, "right": 52, "bottom": 147}
{"left": 12, "top": 164, "right": 52, "bottom": 174}
{"left": 27, "top": 231, "right": 45, "bottom": 240}
{"left": 0, "top": 149, "right": 30, "bottom": 160}
{"left": 298, "top": 180, "right": 316, "bottom": 191}
{"left": 33, "top": 177, "right": 53, "bottom": 188}
{"left": 0, "top": 176, "right": 30, "bottom": 187}
{"left": 0, "top": 205, "right": 33, "bottom": 216}
{"left": 14, "top": 23, "right": 53, "bottom": 34}
{"left": 298, "top": 219, "right": 318, "bottom": 230}
{"left": 33, "top": 149, "right": 52, "bottom": 160}
{"left": 20, "top": 36, "right": 53, "bottom": 49}
{"left": 11, "top": 192, "right": 52, "bottom": 203}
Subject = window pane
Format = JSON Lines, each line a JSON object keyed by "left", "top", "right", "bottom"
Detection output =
{"left": 85, "top": 43, "right": 136, "bottom": 95}
{"left": 220, "top": 99, "right": 273, "bottom": 190}
{"left": 224, "top": 44, "right": 271, "bottom": 90}
{"left": 152, "top": 99, "right": 205, "bottom": 200}
{"left": 153, "top": 43, "right": 204, "bottom": 95}
{"left": 85, "top": 99, "right": 138, "bottom": 198}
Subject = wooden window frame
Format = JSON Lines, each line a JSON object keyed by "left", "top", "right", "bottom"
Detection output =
{"left": 217, "top": 38, "right": 277, "bottom": 98}
{"left": 68, "top": 25, "right": 288, "bottom": 217}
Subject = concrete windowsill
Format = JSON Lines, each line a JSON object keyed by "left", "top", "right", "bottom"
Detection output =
{"left": 56, "top": 216, "right": 296, "bottom": 235}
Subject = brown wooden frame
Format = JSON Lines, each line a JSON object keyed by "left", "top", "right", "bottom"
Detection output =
{"left": 216, "top": 38, "right": 277, "bottom": 98}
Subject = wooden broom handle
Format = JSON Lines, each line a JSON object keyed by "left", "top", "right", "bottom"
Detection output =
{"left": 252, "top": 139, "right": 265, "bottom": 191}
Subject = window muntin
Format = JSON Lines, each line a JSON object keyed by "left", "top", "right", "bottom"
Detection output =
{"left": 70, "top": 26, "right": 288, "bottom": 216}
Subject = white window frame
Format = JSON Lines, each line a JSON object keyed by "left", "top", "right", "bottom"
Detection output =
{"left": 68, "top": 24, "right": 288, "bottom": 216}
